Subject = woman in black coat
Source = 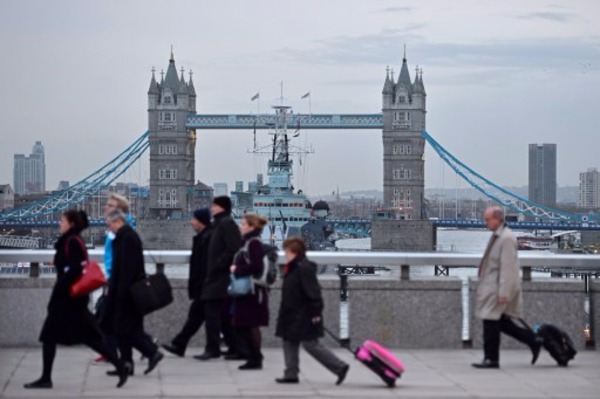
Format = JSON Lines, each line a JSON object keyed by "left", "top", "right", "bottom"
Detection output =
{"left": 25, "top": 210, "right": 128, "bottom": 389}
{"left": 230, "top": 214, "right": 269, "bottom": 370}
{"left": 275, "top": 237, "right": 349, "bottom": 385}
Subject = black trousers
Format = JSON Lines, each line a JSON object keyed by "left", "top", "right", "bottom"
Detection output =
{"left": 172, "top": 298, "right": 205, "bottom": 351}
{"left": 117, "top": 323, "right": 158, "bottom": 364}
{"left": 483, "top": 315, "right": 536, "bottom": 362}
{"left": 204, "top": 299, "right": 237, "bottom": 355}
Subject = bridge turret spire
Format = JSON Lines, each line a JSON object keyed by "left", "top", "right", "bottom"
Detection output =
{"left": 148, "top": 66, "right": 159, "bottom": 95}
{"left": 188, "top": 69, "right": 196, "bottom": 97}
{"left": 382, "top": 66, "right": 393, "bottom": 94}
{"left": 397, "top": 47, "right": 412, "bottom": 91}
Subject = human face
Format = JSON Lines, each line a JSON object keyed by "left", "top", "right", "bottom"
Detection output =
{"left": 240, "top": 219, "right": 254, "bottom": 236}
{"left": 211, "top": 203, "right": 224, "bottom": 216}
{"left": 484, "top": 209, "right": 502, "bottom": 232}
{"left": 59, "top": 215, "right": 73, "bottom": 234}
{"left": 107, "top": 218, "right": 121, "bottom": 233}
{"left": 105, "top": 199, "right": 118, "bottom": 217}
{"left": 190, "top": 217, "right": 204, "bottom": 232}
{"left": 284, "top": 248, "right": 297, "bottom": 263}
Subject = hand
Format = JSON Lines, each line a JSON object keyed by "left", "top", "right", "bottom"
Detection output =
{"left": 230, "top": 265, "right": 237, "bottom": 273}
{"left": 311, "top": 316, "right": 321, "bottom": 325}
{"left": 498, "top": 296, "right": 509, "bottom": 305}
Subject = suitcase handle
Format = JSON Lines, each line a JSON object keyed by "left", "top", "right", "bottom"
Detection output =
{"left": 323, "top": 326, "right": 354, "bottom": 354}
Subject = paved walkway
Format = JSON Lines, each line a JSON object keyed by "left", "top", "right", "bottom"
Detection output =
{"left": 1, "top": 347, "right": 599, "bottom": 398}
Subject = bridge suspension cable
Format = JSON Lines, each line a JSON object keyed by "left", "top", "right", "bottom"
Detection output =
{"left": 0, "top": 132, "right": 150, "bottom": 221}
{"left": 422, "top": 131, "right": 595, "bottom": 223}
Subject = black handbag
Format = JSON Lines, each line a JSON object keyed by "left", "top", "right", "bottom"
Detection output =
{"left": 129, "top": 273, "right": 173, "bottom": 316}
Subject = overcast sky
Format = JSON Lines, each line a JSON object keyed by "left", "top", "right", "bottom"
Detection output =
{"left": 0, "top": 0, "right": 599, "bottom": 196}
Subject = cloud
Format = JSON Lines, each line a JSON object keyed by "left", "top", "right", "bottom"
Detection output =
{"left": 377, "top": 6, "right": 413, "bottom": 13}
{"left": 516, "top": 11, "right": 576, "bottom": 22}
{"left": 278, "top": 29, "right": 600, "bottom": 75}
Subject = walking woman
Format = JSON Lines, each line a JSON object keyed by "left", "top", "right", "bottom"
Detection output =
{"left": 230, "top": 214, "right": 269, "bottom": 370}
{"left": 25, "top": 210, "right": 128, "bottom": 389}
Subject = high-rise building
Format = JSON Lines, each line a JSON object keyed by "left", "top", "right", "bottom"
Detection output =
{"left": 528, "top": 143, "right": 557, "bottom": 207}
{"left": 579, "top": 168, "right": 600, "bottom": 209}
{"left": 13, "top": 141, "right": 46, "bottom": 195}
{"left": 381, "top": 50, "right": 426, "bottom": 220}
{"left": 147, "top": 49, "right": 197, "bottom": 218}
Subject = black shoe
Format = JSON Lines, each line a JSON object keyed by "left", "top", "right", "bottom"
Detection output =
{"left": 239, "top": 360, "right": 262, "bottom": 370}
{"left": 144, "top": 351, "right": 164, "bottom": 375}
{"left": 162, "top": 343, "right": 185, "bottom": 357}
{"left": 471, "top": 359, "right": 499, "bottom": 369}
{"left": 531, "top": 341, "right": 542, "bottom": 365}
{"left": 23, "top": 379, "right": 52, "bottom": 389}
{"left": 116, "top": 363, "right": 131, "bottom": 388}
{"left": 224, "top": 353, "right": 246, "bottom": 361}
{"left": 336, "top": 364, "right": 350, "bottom": 385}
{"left": 193, "top": 352, "right": 220, "bottom": 361}
{"left": 275, "top": 377, "right": 299, "bottom": 384}
{"left": 107, "top": 363, "right": 134, "bottom": 377}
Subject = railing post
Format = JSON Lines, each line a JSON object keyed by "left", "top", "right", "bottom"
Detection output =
{"left": 522, "top": 266, "right": 532, "bottom": 282}
{"left": 156, "top": 262, "right": 165, "bottom": 275}
{"left": 401, "top": 264, "right": 410, "bottom": 281}
{"left": 29, "top": 262, "right": 40, "bottom": 278}
{"left": 338, "top": 268, "right": 350, "bottom": 348}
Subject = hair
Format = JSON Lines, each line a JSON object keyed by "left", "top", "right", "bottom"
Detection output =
{"left": 106, "top": 209, "right": 127, "bottom": 223}
{"left": 243, "top": 213, "right": 268, "bottom": 231}
{"left": 283, "top": 237, "right": 307, "bottom": 258}
{"left": 63, "top": 209, "right": 90, "bottom": 233}
{"left": 109, "top": 193, "right": 130, "bottom": 213}
{"left": 487, "top": 206, "right": 505, "bottom": 222}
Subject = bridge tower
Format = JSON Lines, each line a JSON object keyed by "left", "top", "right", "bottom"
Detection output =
{"left": 381, "top": 48, "right": 426, "bottom": 220}
{"left": 373, "top": 48, "right": 435, "bottom": 251}
{"left": 147, "top": 49, "right": 197, "bottom": 219}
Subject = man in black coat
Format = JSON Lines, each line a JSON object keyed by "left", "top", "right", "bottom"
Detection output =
{"left": 103, "top": 210, "right": 163, "bottom": 375}
{"left": 162, "top": 208, "right": 213, "bottom": 357}
{"left": 196, "top": 196, "right": 242, "bottom": 360}
{"left": 275, "top": 237, "right": 349, "bottom": 385}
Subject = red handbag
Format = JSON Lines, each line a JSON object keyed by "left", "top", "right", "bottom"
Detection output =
{"left": 68, "top": 236, "right": 107, "bottom": 297}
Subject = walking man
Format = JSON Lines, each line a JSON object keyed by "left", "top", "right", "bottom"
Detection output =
{"left": 472, "top": 206, "right": 541, "bottom": 369}
{"left": 162, "top": 208, "right": 213, "bottom": 357}
{"left": 102, "top": 210, "right": 164, "bottom": 375}
{"left": 196, "top": 196, "right": 242, "bottom": 360}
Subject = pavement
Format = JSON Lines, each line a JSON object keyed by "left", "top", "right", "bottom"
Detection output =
{"left": 0, "top": 347, "right": 599, "bottom": 399}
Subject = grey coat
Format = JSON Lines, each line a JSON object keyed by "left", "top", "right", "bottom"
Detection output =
{"left": 474, "top": 225, "right": 522, "bottom": 320}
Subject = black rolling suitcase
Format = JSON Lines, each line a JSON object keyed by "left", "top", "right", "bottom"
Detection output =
{"left": 536, "top": 324, "right": 577, "bottom": 367}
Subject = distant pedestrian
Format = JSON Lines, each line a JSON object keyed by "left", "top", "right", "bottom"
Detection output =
{"left": 230, "top": 214, "right": 270, "bottom": 370}
{"left": 101, "top": 210, "right": 163, "bottom": 375}
{"left": 162, "top": 208, "right": 213, "bottom": 357}
{"left": 24, "top": 210, "right": 128, "bottom": 389}
{"left": 196, "top": 196, "right": 242, "bottom": 360}
{"left": 472, "top": 206, "right": 541, "bottom": 369}
{"left": 275, "top": 237, "right": 349, "bottom": 385}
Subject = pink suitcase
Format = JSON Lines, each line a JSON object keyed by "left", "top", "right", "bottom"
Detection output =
{"left": 355, "top": 339, "right": 405, "bottom": 387}
{"left": 325, "top": 328, "right": 405, "bottom": 387}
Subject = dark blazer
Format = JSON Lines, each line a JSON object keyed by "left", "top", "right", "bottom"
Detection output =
{"left": 276, "top": 256, "right": 324, "bottom": 341}
{"left": 40, "top": 228, "right": 102, "bottom": 345}
{"left": 201, "top": 212, "right": 242, "bottom": 301}
{"left": 231, "top": 231, "right": 269, "bottom": 327}
{"left": 102, "top": 224, "right": 146, "bottom": 335}
{"left": 188, "top": 227, "right": 212, "bottom": 299}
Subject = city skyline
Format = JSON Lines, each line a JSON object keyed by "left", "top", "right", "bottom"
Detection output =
{"left": 0, "top": 0, "right": 599, "bottom": 196}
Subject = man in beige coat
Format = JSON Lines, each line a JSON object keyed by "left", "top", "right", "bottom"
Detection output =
{"left": 472, "top": 206, "right": 541, "bottom": 369}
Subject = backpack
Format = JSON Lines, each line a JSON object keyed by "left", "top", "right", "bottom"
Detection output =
{"left": 241, "top": 238, "right": 279, "bottom": 287}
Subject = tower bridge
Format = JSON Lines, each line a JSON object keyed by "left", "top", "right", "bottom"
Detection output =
{"left": 1, "top": 48, "right": 598, "bottom": 249}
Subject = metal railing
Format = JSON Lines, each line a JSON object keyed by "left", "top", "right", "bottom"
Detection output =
{"left": 1, "top": 250, "right": 599, "bottom": 279}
